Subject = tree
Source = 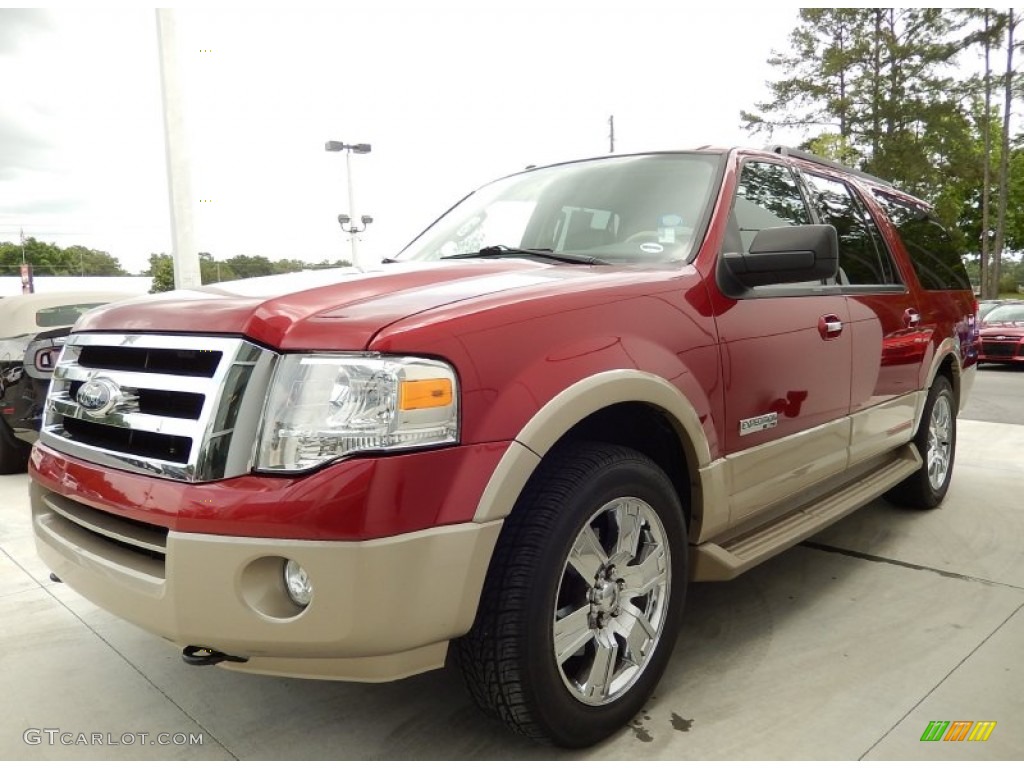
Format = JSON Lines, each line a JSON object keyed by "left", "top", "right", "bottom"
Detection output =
{"left": 225, "top": 254, "right": 275, "bottom": 279}
{"left": 980, "top": 9, "right": 997, "bottom": 297}
{"left": 741, "top": 9, "right": 870, "bottom": 143}
{"left": 62, "top": 245, "right": 128, "bottom": 276}
{"left": 145, "top": 253, "right": 352, "bottom": 292}
{"left": 0, "top": 237, "right": 128, "bottom": 278}
{"left": 989, "top": 9, "right": 1018, "bottom": 299}
{"left": 741, "top": 7, "right": 1024, "bottom": 290}
{"left": 145, "top": 253, "right": 175, "bottom": 293}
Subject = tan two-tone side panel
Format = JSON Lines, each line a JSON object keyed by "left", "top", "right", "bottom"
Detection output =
{"left": 725, "top": 418, "right": 851, "bottom": 524}
{"left": 472, "top": 370, "right": 720, "bottom": 537}
{"left": 849, "top": 391, "right": 923, "bottom": 466}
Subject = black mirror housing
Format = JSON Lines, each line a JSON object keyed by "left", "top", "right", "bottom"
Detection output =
{"left": 722, "top": 224, "right": 839, "bottom": 288}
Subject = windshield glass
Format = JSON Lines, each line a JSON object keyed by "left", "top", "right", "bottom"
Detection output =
{"left": 984, "top": 304, "right": 1024, "bottom": 323}
{"left": 396, "top": 153, "right": 724, "bottom": 264}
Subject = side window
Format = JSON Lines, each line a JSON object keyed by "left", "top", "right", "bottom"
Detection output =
{"left": 873, "top": 193, "right": 971, "bottom": 291}
{"left": 35, "top": 303, "right": 106, "bottom": 328}
{"left": 731, "top": 161, "right": 811, "bottom": 252}
{"left": 803, "top": 173, "right": 902, "bottom": 287}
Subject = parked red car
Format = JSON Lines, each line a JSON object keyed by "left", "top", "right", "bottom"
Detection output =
{"left": 978, "top": 302, "right": 1024, "bottom": 364}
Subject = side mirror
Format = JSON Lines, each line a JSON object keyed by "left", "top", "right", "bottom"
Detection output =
{"left": 721, "top": 224, "right": 838, "bottom": 288}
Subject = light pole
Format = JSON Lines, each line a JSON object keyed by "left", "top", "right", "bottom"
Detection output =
{"left": 325, "top": 141, "right": 372, "bottom": 267}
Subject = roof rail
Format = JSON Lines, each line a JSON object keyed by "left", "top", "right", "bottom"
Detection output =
{"left": 765, "top": 145, "right": 895, "bottom": 189}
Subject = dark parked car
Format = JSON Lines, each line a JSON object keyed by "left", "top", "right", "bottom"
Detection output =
{"left": 0, "top": 291, "right": 139, "bottom": 473}
{"left": 0, "top": 326, "right": 69, "bottom": 468}
{"left": 978, "top": 302, "right": 1024, "bottom": 365}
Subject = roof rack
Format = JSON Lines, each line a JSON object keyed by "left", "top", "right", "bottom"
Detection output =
{"left": 765, "top": 145, "right": 895, "bottom": 189}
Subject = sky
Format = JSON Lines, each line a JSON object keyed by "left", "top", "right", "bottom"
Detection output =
{"left": 0, "top": 3, "right": 810, "bottom": 275}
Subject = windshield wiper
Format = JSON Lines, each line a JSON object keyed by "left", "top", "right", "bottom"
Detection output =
{"left": 440, "top": 245, "right": 608, "bottom": 266}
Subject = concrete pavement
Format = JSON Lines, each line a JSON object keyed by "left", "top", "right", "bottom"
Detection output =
{"left": 1, "top": 418, "right": 1021, "bottom": 759}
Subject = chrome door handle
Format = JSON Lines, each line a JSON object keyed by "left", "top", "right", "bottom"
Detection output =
{"left": 818, "top": 314, "right": 843, "bottom": 339}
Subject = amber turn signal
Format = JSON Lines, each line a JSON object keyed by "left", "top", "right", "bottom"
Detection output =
{"left": 399, "top": 378, "right": 454, "bottom": 410}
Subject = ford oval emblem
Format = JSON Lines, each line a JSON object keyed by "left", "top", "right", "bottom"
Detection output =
{"left": 639, "top": 242, "right": 664, "bottom": 254}
{"left": 76, "top": 377, "right": 122, "bottom": 418}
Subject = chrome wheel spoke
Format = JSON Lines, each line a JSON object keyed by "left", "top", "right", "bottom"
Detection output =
{"left": 578, "top": 631, "right": 618, "bottom": 702}
{"left": 616, "top": 602, "right": 657, "bottom": 664}
{"left": 568, "top": 525, "right": 609, "bottom": 582}
{"left": 554, "top": 605, "right": 595, "bottom": 664}
{"left": 619, "top": 543, "right": 668, "bottom": 597}
{"left": 609, "top": 500, "right": 644, "bottom": 568}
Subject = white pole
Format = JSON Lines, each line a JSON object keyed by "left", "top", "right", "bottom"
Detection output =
{"left": 156, "top": 9, "right": 202, "bottom": 290}
{"left": 345, "top": 149, "right": 359, "bottom": 268}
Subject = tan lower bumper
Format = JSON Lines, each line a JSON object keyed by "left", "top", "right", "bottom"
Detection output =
{"left": 31, "top": 480, "right": 502, "bottom": 682}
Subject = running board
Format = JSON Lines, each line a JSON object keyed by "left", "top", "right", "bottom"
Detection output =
{"left": 691, "top": 444, "right": 922, "bottom": 581}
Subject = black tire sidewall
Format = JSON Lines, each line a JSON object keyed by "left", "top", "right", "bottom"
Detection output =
{"left": 916, "top": 376, "right": 956, "bottom": 506}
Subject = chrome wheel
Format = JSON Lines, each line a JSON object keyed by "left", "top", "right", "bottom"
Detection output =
{"left": 926, "top": 392, "right": 952, "bottom": 491}
{"left": 457, "top": 443, "right": 687, "bottom": 746}
{"left": 553, "top": 497, "right": 671, "bottom": 706}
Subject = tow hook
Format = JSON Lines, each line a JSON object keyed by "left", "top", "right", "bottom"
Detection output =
{"left": 181, "top": 645, "right": 248, "bottom": 666}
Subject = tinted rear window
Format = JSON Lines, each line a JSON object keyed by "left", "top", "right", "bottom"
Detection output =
{"left": 873, "top": 192, "right": 971, "bottom": 291}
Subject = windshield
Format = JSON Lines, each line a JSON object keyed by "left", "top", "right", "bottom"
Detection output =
{"left": 978, "top": 301, "right": 1000, "bottom": 319}
{"left": 396, "top": 153, "right": 724, "bottom": 265}
{"left": 983, "top": 304, "right": 1024, "bottom": 324}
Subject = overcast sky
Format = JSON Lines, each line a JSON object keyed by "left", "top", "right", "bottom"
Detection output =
{"left": 0, "top": 4, "right": 808, "bottom": 275}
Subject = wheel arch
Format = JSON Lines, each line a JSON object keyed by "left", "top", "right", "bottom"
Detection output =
{"left": 472, "top": 370, "right": 712, "bottom": 537}
{"left": 918, "top": 337, "right": 970, "bottom": 431}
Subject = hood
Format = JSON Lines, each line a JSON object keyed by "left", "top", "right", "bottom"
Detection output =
{"left": 73, "top": 260, "right": 632, "bottom": 350}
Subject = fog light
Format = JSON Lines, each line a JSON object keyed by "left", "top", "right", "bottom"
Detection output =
{"left": 283, "top": 560, "right": 313, "bottom": 606}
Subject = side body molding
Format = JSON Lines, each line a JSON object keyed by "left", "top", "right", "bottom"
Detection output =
{"left": 473, "top": 370, "right": 722, "bottom": 540}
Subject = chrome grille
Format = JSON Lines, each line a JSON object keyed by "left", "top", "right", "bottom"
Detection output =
{"left": 40, "top": 333, "right": 277, "bottom": 482}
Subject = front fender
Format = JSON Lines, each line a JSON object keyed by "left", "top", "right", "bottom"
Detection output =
{"left": 473, "top": 369, "right": 715, "bottom": 525}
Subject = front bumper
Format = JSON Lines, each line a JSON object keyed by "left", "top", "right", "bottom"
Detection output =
{"left": 32, "top": 479, "right": 501, "bottom": 681}
{"left": 29, "top": 441, "right": 509, "bottom": 681}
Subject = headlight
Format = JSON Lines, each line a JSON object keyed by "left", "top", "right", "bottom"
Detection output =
{"left": 256, "top": 354, "right": 459, "bottom": 471}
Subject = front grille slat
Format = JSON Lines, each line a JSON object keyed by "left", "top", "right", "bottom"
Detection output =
{"left": 39, "top": 333, "right": 278, "bottom": 482}
{"left": 62, "top": 416, "right": 193, "bottom": 462}
{"left": 981, "top": 341, "right": 1021, "bottom": 358}
{"left": 49, "top": 394, "right": 199, "bottom": 438}
{"left": 77, "top": 345, "right": 221, "bottom": 376}
{"left": 56, "top": 364, "right": 216, "bottom": 394}
{"left": 42, "top": 492, "right": 167, "bottom": 555}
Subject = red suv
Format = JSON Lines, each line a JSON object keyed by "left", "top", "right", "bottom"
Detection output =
{"left": 29, "top": 147, "right": 976, "bottom": 747}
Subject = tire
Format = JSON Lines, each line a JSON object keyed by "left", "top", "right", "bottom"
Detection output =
{"left": 455, "top": 442, "right": 688, "bottom": 747}
{"left": 0, "top": 419, "right": 30, "bottom": 475}
{"left": 885, "top": 375, "right": 956, "bottom": 509}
